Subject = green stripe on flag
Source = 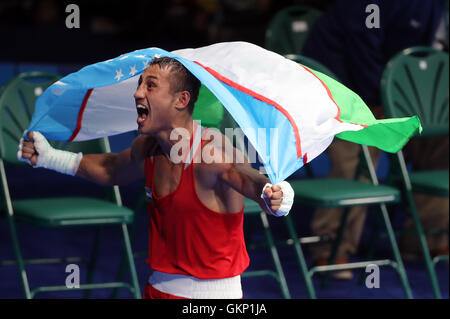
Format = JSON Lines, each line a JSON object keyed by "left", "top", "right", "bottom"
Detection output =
{"left": 311, "top": 69, "right": 422, "bottom": 153}
{"left": 336, "top": 116, "right": 422, "bottom": 153}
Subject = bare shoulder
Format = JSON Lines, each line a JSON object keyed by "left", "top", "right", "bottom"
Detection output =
{"left": 195, "top": 130, "right": 253, "bottom": 205}
{"left": 197, "top": 130, "right": 248, "bottom": 175}
{"left": 130, "top": 134, "right": 156, "bottom": 164}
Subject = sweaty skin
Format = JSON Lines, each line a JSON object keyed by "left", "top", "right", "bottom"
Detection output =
{"left": 20, "top": 64, "right": 284, "bottom": 215}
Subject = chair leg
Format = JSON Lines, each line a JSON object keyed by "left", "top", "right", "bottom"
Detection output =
{"left": 404, "top": 191, "right": 442, "bottom": 299}
{"left": 322, "top": 207, "right": 350, "bottom": 288}
{"left": 111, "top": 198, "right": 145, "bottom": 298}
{"left": 395, "top": 150, "right": 441, "bottom": 298}
{"left": 284, "top": 214, "right": 316, "bottom": 299}
{"left": 379, "top": 203, "right": 414, "bottom": 299}
{"left": 111, "top": 249, "right": 127, "bottom": 298}
{"left": 111, "top": 223, "right": 138, "bottom": 298}
{"left": 7, "top": 217, "right": 31, "bottom": 299}
{"left": 259, "top": 212, "right": 291, "bottom": 299}
{"left": 84, "top": 227, "right": 101, "bottom": 299}
{"left": 121, "top": 223, "right": 141, "bottom": 299}
{"left": 358, "top": 211, "right": 382, "bottom": 285}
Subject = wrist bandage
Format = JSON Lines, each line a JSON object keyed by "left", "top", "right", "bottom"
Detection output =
{"left": 17, "top": 131, "right": 83, "bottom": 176}
{"left": 260, "top": 181, "right": 294, "bottom": 217}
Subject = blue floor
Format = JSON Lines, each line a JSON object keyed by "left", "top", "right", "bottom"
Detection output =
{"left": 0, "top": 197, "right": 448, "bottom": 299}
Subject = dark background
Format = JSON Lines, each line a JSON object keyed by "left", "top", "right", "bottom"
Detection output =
{"left": 0, "top": 0, "right": 333, "bottom": 64}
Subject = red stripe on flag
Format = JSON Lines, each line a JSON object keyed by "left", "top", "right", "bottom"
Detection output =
{"left": 68, "top": 88, "right": 93, "bottom": 142}
{"left": 299, "top": 65, "right": 343, "bottom": 122}
{"left": 194, "top": 61, "right": 302, "bottom": 159}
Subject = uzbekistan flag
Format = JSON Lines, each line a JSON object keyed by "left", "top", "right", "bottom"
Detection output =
{"left": 27, "top": 42, "right": 421, "bottom": 184}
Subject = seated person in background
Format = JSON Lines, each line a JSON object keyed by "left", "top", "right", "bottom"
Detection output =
{"left": 301, "top": 0, "right": 448, "bottom": 279}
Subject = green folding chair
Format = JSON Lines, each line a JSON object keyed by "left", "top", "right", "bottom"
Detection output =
{"left": 288, "top": 145, "right": 413, "bottom": 298}
{"left": 265, "top": 5, "right": 323, "bottom": 55}
{"left": 380, "top": 46, "right": 449, "bottom": 299}
{"left": 281, "top": 54, "right": 413, "bottom": 298}
{"left": 0, "top": 72, "right": 140, "bottom": 299}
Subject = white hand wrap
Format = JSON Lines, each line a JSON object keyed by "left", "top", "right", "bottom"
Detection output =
{"left": 17, "top": 131, "right": 83, "bottom": 176}
{"left": 260, "top": 181, "right": 295, "bottom": 217}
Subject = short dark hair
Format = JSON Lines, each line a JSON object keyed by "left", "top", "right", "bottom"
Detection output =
{"left": 150, "top": 57, "right": 201, "bottom": 114}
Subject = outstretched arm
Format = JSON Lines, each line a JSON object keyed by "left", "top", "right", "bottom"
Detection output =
{"left": 18, "top": 131, "right": 148, "bottom": 186}
{"left": 76, "top": 148, "right": 143, "bottom": 186}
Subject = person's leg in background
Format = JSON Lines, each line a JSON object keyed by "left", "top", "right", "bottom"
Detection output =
{"left": 309, "top": 138, "right": 381, "bottom": 279}
{"left": 401, "top": 137, "right": 449, "bottom": 259}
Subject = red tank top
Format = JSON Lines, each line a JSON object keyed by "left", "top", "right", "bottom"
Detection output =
{"left": 144, "top": 124, "right": 250, "bottom": 279}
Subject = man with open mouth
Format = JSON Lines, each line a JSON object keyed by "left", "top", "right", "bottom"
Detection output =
{"left": 18, "top": 57, "right": 295, "bottom": 299}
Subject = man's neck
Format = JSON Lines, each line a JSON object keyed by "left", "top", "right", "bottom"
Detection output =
{"left": 154, "top": 116, "right": 195, "bottom": 158}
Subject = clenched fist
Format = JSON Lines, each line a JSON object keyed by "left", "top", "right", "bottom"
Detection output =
{"left": 17, "top": 131, "right": 83, "bottom": 176}
{"left": 17, "top": 132, "right": 39, "bottom": 166}
{"left": 261, "top": 181, "right": 294, "bottom": 217}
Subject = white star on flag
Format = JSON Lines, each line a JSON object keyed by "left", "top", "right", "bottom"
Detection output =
{"left": 143, "top": 60, "right": 150, "bottom": 69}
{"left": 153, "top": 54, "right": 161, "bottom": 58}
{"left": 135, "top": 55, "right": 146, "bottom": 58}
{"left": 104, "top": 59, "right": 114, "bottom": 64}
{"left": 129, "top": 65, "right": 138, "bottom": 76}
{"left": 114, "top": 69, "right": 124, "bottom": 81}
{"left": 119, "top": 55, "right": 129, "bottom": 60}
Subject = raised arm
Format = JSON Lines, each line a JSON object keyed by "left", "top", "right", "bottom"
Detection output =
{"left": 18, "top": 131, "right": 150, "bottom": 186}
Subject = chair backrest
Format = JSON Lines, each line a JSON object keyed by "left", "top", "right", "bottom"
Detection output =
{"left": 284, "top": 54, "right": 340, "bottom": 81}
{"left": 381, "top": 47, "right": 449, "bottom": 137}
{"left": 0, "top": 72, "right": 59, "bottom": 164}
{"left": 265, "top": 5, "right": 323, "bottom": 55}
{"left": 0, "top": 72, "right": 109, "bottom": 165}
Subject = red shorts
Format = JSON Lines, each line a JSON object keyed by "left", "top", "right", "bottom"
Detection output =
{"left": 142, "top": 283, "right": 189, "bottom": 299}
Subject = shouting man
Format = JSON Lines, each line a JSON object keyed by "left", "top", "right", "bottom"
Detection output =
{"left": 18, "top": 57, "right": 294, "bottom": 299}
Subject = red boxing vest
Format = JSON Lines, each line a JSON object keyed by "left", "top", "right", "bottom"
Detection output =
{"left": 144, "top": 125, "right": 250, "bottom": 279}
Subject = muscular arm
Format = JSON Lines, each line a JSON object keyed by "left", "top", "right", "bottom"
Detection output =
{"left": 220, "top": 162, "right": 270, "bottom": 203}
{"left": 201, "top": 135, "right": 286, "bottom": 215}
{"left": 77, "top": 148, "right": 142, "bottom": 186}
{"left": 78, "top": 135, "right": 154, "bottom": 185}
{"left": 219, "top": 161, "right": 291, "bottom": 216}
{"left": 19, "top": 131, "right": 151, "bottom": 186}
